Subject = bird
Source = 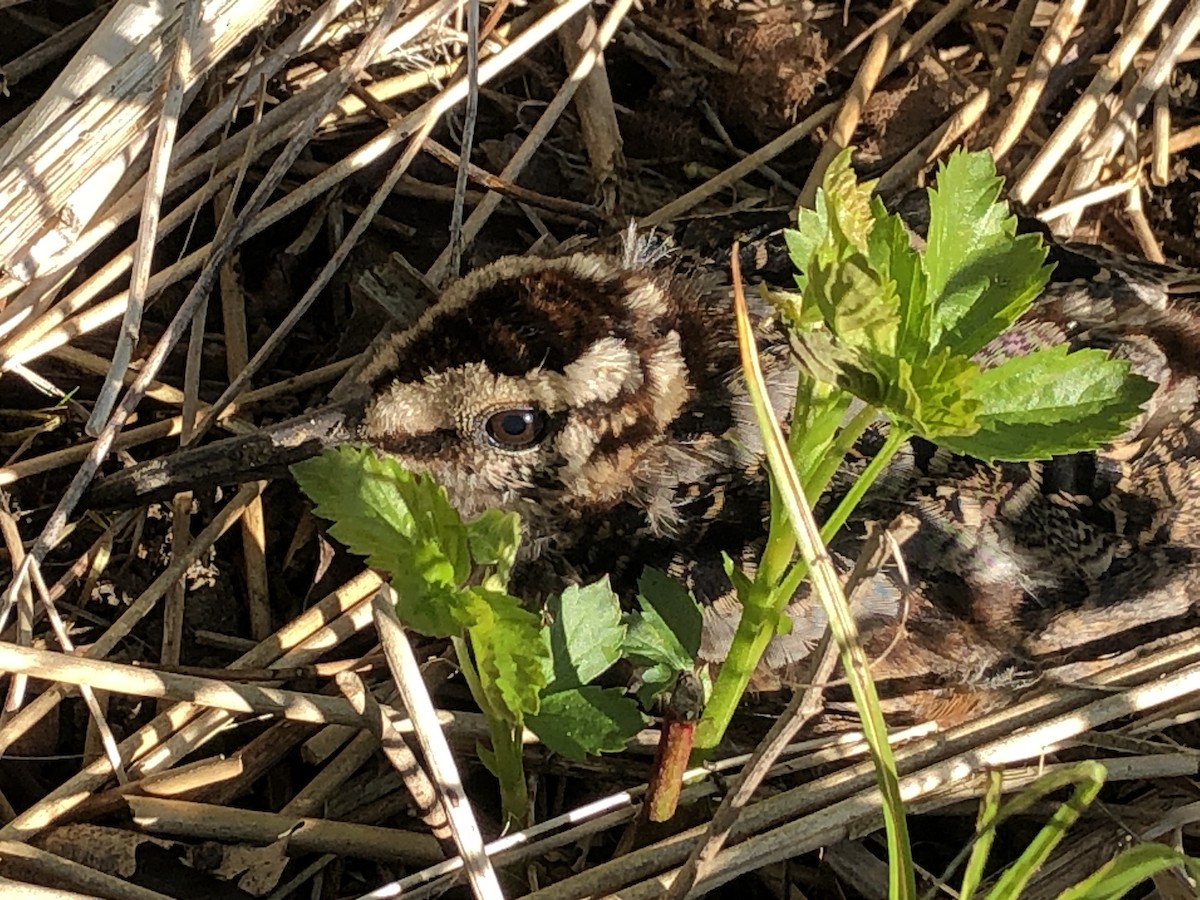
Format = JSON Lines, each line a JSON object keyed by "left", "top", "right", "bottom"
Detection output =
{"left": 88, "top": 216, "right": 1200, "bottom": 726}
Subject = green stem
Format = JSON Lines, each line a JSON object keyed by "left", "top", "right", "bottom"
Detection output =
{"left": 804, "top": 402, "right": 878, "bottom": 501}
{"left": 453, "top": 635, "right": 529, "bottom": 829}
{"left": 755, "top": 387, "right": 855, "bottom": 605}
{"left": 691, "top": 423, "right": 911, "bottom": 758}
{"left": 818, "top": 425, "right": 910, "bottom": 542}
{"left": 490, "top": 720, "right": 530, "bottom": 831}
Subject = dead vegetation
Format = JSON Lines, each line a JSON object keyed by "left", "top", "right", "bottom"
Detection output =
{"left": 1, "top": 1, "right": 1200, "bottom": 897}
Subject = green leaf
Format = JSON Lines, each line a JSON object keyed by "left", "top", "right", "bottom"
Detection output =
{"left": 939, "top": 346, "right": 1155, "bottom": 461}
{"left": 466, "top": 508, "right": 521, "bottom": 590}
{"left": 822, "top": 149, "right": 876, "bottom": 254}
{"left": 624, "top": 570, "right": 704, "bottom": 706}
{"left": 527, "top": 686, "right": 647, "bottom": 761}
{"left": 475, "top": 741, "right": 497, "bottom": 775}
{"left": 292, "top": 446, "right": 470, "bottom": 583}
{"left": 866, "top": 196, "right": 928, "bottom": 356}
{"left": 925, "top": 149, "right": 1050, "bottom": 355}
{"left": 633, "top": 663, "right": 678, "bottom": 708}
{"left": 541, "top": 579, "right": 625, "bottom": 692}
{"left": 464, "top": 589, "right": 549, "bottom": 726}
{"left": 1057, "top": 843, "right": 1200, "bottom": 900}
{"left": 294, "top": 446, "right": 477, "bottom": 636}
{"left": 626, "top": 569, "right": 703, "bottom": 662}
{"left": 785, "top": 199, "right": 828, "bottom": 293}
{"left": 393, "top": 573, "right": 468, "bottom": 638}
{"left": 886, "top": 350, "right": 981, "bottom": 438}
{"left": 807, "top": 253, "right": 901, "bottom": 360}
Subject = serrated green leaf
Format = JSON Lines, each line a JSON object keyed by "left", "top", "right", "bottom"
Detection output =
{"left": 886, "top": 350, "right": 982, "bottom": 438}
{"left": 925, "top": 149, "right": 1051, "bottom": 355}
{"left": 465, "top": 589, "right": 548, "bottom": 726}
{"left": 527, "top": 686, "right": 647, "bottom": 761}
{"left": 389, "top": 539, "right": 474, "bottom": 637}
{"left": 294, "top": 446, "right": 476, "bottom": 637}
{"left": 785, "top": 196, "right": 829, "bottom": 292}
{"left": 292, "top": 446, "right": 470, "bottom": 583}
{"left": 541, "top": 579, "right": 625, "bottom": 692}
{"left": 466, "top": 507, "right": 521, "bottom": 590}
{"left": 807, "top": 253, "right": 901, "bottom": 360}
{"left": 938, "top": 346, "right": 1155, "bottom": 461}
{"left": 866, "top": 197, "right": 928, "bottom": 355}
{"left": 623, "top": 615, "right": 692, "bottom": 684}
{"left": 292, "top": 446, "right": 416, "bottom": 571}
{"left": 823, "top": 149, "right": 876, "bottom": 254}
{"left": 624, "top": 570, "right": 703, "bottom": 707}
{"left": 628, "top": 569, "right": 703, "bottom": 659}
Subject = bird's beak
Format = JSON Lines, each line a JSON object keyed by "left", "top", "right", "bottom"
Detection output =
{"left": 85, "top": 397, "right": 368, "bottom": 509}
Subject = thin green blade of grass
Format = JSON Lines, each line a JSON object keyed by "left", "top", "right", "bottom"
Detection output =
{"left": 984, "top": 761, "right": 1106, "bottom": 900}
{"left": 960, "top": 771, "right": 1005, "bottom": 900}
{"left": 1058, "top": 842, "right": 1200, "bottom": 900}
{"left": 728, "top": 247, "right": 916, "bottom": 900}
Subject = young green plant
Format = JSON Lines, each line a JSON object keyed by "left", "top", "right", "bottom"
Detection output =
{"left": 691, "top": 148, "right": 1155, "bottom": 758}
{"left": 293, "top": 448, "right": 702, "bottom": 829}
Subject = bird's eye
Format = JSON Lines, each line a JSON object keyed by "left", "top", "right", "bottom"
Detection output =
{"left": 483, "top": 407, "right": 548, "bottom": 449}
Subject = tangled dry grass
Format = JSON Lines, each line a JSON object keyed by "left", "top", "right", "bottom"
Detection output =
{"left": 2, "top": 1, "right": 1200, "bottom": 897}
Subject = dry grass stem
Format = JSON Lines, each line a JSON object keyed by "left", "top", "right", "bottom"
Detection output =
{"left": 126, "top": 795, "right": 443, "bottom": 863}
{"left": 426, "top": 0, "right": 632, "bottom": 283}
{"left": 990, "top": 0, "right": 1078, "bottom": 160}
{"left": 0, "top": 0, "right": 283, "bottom": 284}
{"left": 0, "top": 840, "right": 173, "bottom": 900}
{"left": 87, "top": 0, "right": 200, "bottom": 434}
{"left": 800, "top": 6, "right": 905, "bottom": 206}
{"left": 373, "top": 590, "right": 503, "bottom": 899}
{"left": 336, "top": 670, "right": 453, "bottom": 844}
{"left": 1013, "top": 0, "right": 1174, "bottom": 205}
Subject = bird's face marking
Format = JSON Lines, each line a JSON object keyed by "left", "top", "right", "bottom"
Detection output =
{"left": 357, "top": 253, "right": 695, "bottom": 549}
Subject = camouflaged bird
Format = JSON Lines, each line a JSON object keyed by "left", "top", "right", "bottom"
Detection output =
{"left": 322, "top": 221, "right": 1200, "bottom": 718}
{"left": 90, "top": 220, "right": 1200, "bottom": 725}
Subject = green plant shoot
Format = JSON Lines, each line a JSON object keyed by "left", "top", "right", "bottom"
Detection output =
{"left": 293, "top": 447, "right": 696, "bottom": 828}
{"left": 691, "top": 149, "right": 1156, "bottom": 756}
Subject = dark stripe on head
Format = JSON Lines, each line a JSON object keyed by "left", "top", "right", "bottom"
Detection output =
{"left": 378, "top": 267, "right": 655, "bottom": 387}
{"left": 374, "top": 428, "right": 460, "bottom": 458}
{"left": 589, "top": 395, "right": 663, "bottom": 456}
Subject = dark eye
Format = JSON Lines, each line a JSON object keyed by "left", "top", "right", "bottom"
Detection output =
{"left": 483, "top": 407, "right": 548, "bottom": 449}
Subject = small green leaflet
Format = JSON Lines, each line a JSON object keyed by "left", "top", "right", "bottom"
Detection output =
{"left": 866, "top": 197, "right": 928, "bottom": 358}
{"left": 527, "top": 686, "right": 647, "bottom": 762}
{"left": 541, "top": 579, "right": 626, "bottom": 693}
{"left": 527, "top": 578, "right": 646, "bottom": 759}
{"left": 624, "top": 569, "right": 705, "bottom": 706}
{"left": 464, "top": 589, "right": 547, "bottom": 726}
{"left": 466, "top": 508, "right": 521, "bottom": 591}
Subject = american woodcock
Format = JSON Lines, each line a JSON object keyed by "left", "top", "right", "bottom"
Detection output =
{"left": 90, "top": 219, "right": 1200, "bottom": 725}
